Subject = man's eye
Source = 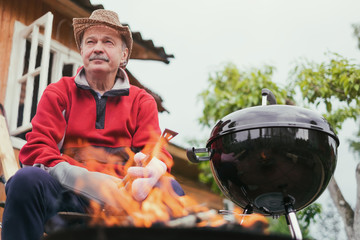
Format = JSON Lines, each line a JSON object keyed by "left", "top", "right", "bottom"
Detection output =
{"left": 86, "top": 40, "right": 94, "bottom": 44}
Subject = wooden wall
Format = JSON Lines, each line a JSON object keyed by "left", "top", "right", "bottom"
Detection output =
{"left": 0, "top": 0, "right": 80, "bottom": 104}
{"left": 0, "top": 1, "right": 83, "bottom": 237}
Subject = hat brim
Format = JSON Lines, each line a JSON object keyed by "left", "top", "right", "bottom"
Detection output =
{"left": 73, "top": 18, "right": 133, "bottom": 57}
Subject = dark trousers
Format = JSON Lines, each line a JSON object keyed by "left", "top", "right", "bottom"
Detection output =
{"left": 1, "top": 167, "right": 89, "bottom": 240}
{"left": 1, "top": 167, "right": 185, "bottom": 240}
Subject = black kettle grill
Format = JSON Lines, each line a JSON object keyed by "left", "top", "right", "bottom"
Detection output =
{"left": 187, "top": 89, "right": 339, "bottom": 239}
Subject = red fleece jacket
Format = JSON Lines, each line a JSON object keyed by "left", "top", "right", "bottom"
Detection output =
{"left": 19, "top": 68, "right": 172, "bottom": 176}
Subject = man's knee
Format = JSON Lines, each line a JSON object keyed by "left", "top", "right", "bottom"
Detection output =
{"left": 5, "top": 167, "right": 55, "bottom": 199}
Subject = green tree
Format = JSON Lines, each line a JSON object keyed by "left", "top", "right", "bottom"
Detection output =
{"left": 289, "top": 52, "right": 360, "bottom": 131}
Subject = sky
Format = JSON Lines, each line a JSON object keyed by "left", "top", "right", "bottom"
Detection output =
{"left": 90, "top": 0, "right": 359, "bottom": 232}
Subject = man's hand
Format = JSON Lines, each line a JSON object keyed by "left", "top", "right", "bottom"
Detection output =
{"left": 127, "top": 152, "right": 167, "bottom": 201}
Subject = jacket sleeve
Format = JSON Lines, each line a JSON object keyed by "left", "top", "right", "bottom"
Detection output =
{"left": 131, "top": 93, "right": 173, "bottom": 170}
{"left": 19, "top": 83, "right": 71, "bottom": 168}
{"left": 49, "top": 161, "right": 124, "bottom": 207}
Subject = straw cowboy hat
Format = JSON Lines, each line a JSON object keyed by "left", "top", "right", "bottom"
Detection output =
{"left": 73, "top": 9, "right": 133, "bottom": 64}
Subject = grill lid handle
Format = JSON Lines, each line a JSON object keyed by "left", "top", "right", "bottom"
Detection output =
{"left": 186, "top": 147, "right": 211, "bottom": 163}
{"left": 261, "top": 88, "right": 277, "bottom": 105}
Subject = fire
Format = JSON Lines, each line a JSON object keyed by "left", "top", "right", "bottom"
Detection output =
{"left": 82, "top": 171, "right": 197, "bottom": 227}
{"left": 69, "top": 130, "right": 269, "bottom": 232}
{"left": 233, "top": 207, "right": 269, "bottom": 233}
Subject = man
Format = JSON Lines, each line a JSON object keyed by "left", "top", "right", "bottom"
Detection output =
{"left": 1, "top": 9, "right": 183, "bottom": 240}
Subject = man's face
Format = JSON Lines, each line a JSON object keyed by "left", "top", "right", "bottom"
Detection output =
{"left": 81, "top": 25, "right": 128, "bottom": 76}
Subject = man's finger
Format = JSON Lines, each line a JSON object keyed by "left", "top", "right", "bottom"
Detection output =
{"left": 134, "top": 152, "right": 148, "bottom": 165}
{"left": 127, "top": 166, "right": 151, "bottom": 178}
{"left": 132, "top": 178, "right": 156, "bottom": 202}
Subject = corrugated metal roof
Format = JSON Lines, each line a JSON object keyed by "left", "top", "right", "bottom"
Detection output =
{"left": 130, "top": 31, "right": 174, "bottom": 64}
{"left": 70, "top": 0, "right": 104, "bottom": 12}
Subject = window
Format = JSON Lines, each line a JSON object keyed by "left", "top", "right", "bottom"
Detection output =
{"left": 4, "top": 12, "right": 82, "bottom": 149}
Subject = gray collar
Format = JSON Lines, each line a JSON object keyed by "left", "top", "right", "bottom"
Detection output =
{"left": 74, "top": 67, "right": 130, "bottom": 97}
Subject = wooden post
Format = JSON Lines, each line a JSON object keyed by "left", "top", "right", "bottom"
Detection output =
{"left": 0, "top": 115, "right": 20, "bottom": 181}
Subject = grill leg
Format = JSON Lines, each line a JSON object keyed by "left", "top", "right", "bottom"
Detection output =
{"left": 239, "top": 204, "right": 253, "bottom": 225}
{"left": 284, "top": 201, "right": 303, "bottom": 240}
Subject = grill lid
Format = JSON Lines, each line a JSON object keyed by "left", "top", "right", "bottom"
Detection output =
{"left": 207, "top": 104, "right": 339, "bottom": 147}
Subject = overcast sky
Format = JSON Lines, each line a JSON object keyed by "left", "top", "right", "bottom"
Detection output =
{"left": 91, "top": 0, "right": 360, "bottom": 224}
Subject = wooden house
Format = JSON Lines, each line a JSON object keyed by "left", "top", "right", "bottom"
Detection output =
{"left": 0, "top": 0, "right": 224, "bottom": 236}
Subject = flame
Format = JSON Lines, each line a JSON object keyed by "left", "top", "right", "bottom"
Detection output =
{"left": 232, "top": 207, "right": 269, "bottom": 233}
{"left": 67, "top": 131, "right": 268, "bottom": 232}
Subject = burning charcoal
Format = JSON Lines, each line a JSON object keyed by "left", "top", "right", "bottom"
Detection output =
{"left": 165, "top": 215, "right": 197, "bottom": 227}
{"left": 239, "top": 214, "right": 269, "bottom": 233}
{"left": 195, "top": 209, "right": 218, "bottom": 221}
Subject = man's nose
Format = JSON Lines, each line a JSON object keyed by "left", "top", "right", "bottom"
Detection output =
{"left": 93, "top": 42, "right": 104, "bottom": 53}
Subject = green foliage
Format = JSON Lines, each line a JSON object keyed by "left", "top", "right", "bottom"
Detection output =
{"left": 348, "top": 126, "right": 360, "bottom": 159}
{"left": 290, "top": 52, "right": 360, "bottom": 133}
{"left": 198, "top": 161, "right": 222, "bottom": 195}
{"left": 297, "top": 203, "right": 322, "bottom": 229}
{"left": 268, "top": 216, "right": 290, "bottom": 236}
{"left": 198, "top": 63, "right": 293, "bottom": 127}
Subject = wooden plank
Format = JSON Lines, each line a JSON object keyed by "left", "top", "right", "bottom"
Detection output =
{"left": 42, "top": 0, "right": 91, "bottom": 19}
{"left": 0, "top": 0, "right": 13, "bottom": 104}
{"left": 179, "top": 179, "right": 224, "bottom": 210}
{"left": 25, "top": 0, "right": 35, "bottom": 25}
{"left": 0, "top": 115, "right": 20, "bottom": 181}
{"left": 35, "top": 0, "right": 45, "bottom": 23}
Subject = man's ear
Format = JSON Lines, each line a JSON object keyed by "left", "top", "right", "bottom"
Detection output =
{"left": 121, "top": 48, "right": 129, "bottom": 62}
